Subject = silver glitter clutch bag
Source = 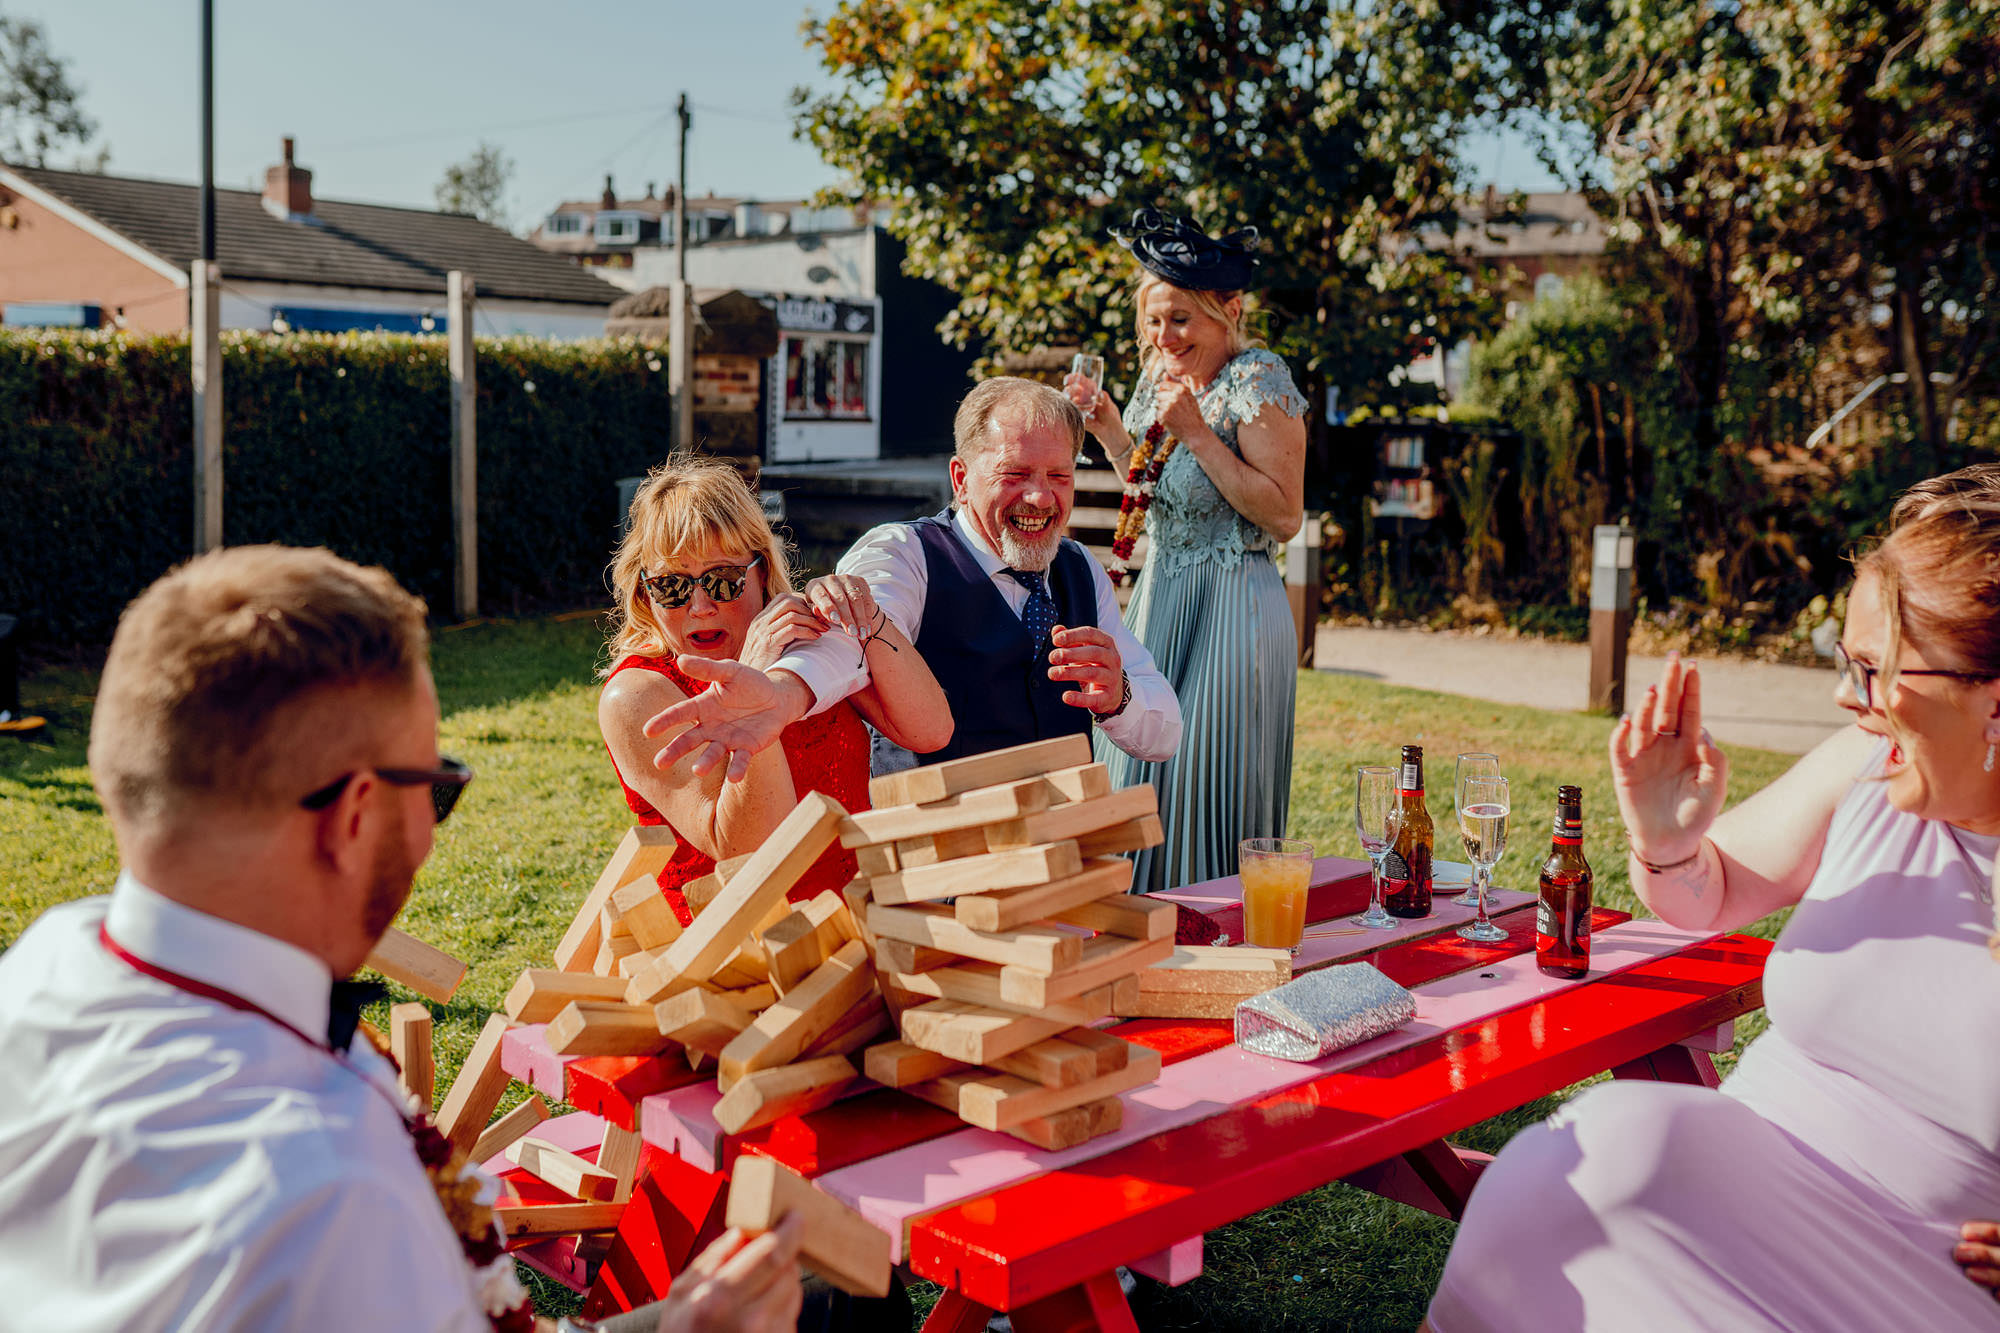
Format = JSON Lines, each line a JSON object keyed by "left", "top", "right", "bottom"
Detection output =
{"left": 1233, "top": 963, "right": 1416, "bottom": 1062}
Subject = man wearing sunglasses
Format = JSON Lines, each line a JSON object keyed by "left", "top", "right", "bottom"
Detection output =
{"left": 0, "top": 546, "right": 801, "bottom": 1332}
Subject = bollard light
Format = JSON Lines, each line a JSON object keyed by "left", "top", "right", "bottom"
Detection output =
{"left": 1588, "top": 523, "right": 1635, "bottom": 714}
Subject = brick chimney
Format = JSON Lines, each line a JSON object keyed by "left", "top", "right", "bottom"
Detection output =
{"left": 601, "top": 174, "right": 618, "bottom": 210}
{"left": 263, "top": 137, "right": 313, "bottom": 218}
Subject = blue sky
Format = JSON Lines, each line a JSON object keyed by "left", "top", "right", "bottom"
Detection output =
{"left": 13, "top": 1, "right": 1563, "bottom": 231}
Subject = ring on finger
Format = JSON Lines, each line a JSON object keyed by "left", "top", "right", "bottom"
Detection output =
{"left": 1658, "top": 728, "right": 1680, "bottom": 737}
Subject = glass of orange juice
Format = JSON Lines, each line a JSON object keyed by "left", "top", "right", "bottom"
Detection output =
{"left": 1240, "top": 837, "right": 1314, "bottom": 953}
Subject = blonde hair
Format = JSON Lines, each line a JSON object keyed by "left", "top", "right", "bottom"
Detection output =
{"left": 952, "top": 377, "right": 1084, "bottom": 464}
{"left": 604, "top": 455, "right": 793, "bottom": 671}
{"left": 1132, "top": 273, "right": 1256, "bottom": 383}
{"left": 88, "top": 545, "right": 429, "bottom": 825}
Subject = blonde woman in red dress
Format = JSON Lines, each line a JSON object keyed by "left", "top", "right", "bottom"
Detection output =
{"left": 598, "top": 456, "right": 952, "bottom": 923}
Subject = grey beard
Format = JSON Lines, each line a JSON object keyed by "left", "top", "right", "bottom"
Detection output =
{"left": 997, "top": 524, "right": 1059, "bottom": 571}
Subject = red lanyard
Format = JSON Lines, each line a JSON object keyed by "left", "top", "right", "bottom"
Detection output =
{"left": 99, "top": 921, "right": 329, "bottom": 1052}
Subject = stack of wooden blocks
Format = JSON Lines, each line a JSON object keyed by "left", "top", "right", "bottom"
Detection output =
{"left": 842, "top": 734, "right": 1179, "bottom": 1149}
{"left": 499, "top": 791, "right": 892, "bottom": 1137}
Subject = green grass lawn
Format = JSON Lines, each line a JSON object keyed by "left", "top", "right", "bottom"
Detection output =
{"left": 0, "top": 615, "right": 1799, "bottom": 1330}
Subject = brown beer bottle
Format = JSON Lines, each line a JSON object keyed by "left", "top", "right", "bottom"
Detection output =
{"left": 1382, "top": 745, "right": 1435, "bottom": 918}
{"left": 1536, "top": 785, "right": 1593, "bottom": 978}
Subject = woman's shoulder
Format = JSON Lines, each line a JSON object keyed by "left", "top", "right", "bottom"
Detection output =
{"left": 600, "top": 654, "right": 691, "bottom": 717}
{"left": 1217, "top": 348, "right": 1307, "bottom": 420}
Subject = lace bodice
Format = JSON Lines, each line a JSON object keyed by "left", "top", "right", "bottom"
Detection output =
{"left": 1120, "top": 348, "right": 1308, "bottom": 575}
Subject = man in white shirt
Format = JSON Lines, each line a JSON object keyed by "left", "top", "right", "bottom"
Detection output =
{"left": 647, "top": 378, "right": 1181, "bottom": 781}
{"left": 0, "top": 545, "right": 801, "bottom": 1333}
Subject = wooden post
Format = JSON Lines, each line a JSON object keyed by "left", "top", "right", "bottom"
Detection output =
{"left": 1587, "top": 523, "right": 1635, "bottom": 714}
{"left": 191, "top": 261, "right": 223, "bottom": 552}
{"left": 668, "top": 280, "right": 695, "bottom": 451}
{"left": 1283, "top": 512, "right": 1323, "bottom": 667}
{"left": 448, "top": 270, "right": 477, "bottom": 619}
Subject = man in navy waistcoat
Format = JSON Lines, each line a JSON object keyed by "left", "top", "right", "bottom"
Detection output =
{"left": 647, "top": 378, "right": 1180, "bottom": 780}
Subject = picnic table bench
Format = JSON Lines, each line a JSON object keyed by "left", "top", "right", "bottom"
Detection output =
{"left": 490, "top": 858, "right": 1769, "bottom": 1329}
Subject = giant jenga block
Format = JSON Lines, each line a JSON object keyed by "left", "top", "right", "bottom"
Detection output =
{"left": 505, "top": 1135, "right": 620, "bottom": 1201}
{"left": 866, "top": 899, "right": 1084, "bottom": 973}
{"left": 900, "top": 1043, "right": 1161, "bottom": 1133}
{"left": 1010, "top": 1095, "right": 1124, "bottom": 1150}
{"left": 862, "top": 1039, "right": 965, "bottom": 1088}
{"left": 866, "top": 840, "right": 1082, "bottom": 906}
{"left": 1074, "top": 814, "right": 1166, "bottom": 860}
{"left": 716, "top": 939, "right": 874, "bottom": 1087}
{"left": 800, "top": 995, "right": 890, "bottom": 1059}
{"left": 494, "top": 1202, "right": 627, "bottom": 1241}
{"left": 764, "top": 892, "right": 859, "bottom": 994}
{"left": 546, "top": 1001, "right": 676, "bottom": 1058}
{"left": 712, "top": 1054, "right": 857, "bottom": 1134}
{"left": 365, "top": 927, "right": 467, "bottom": 1002}
{"left": 612, "top": 875, "right": 685, "bottom": 950}
{"left": 839, "top": 777, "right": 1051, "bottom": 848}
{"left": 897, "top": 998, "right": 1076, "bottom": 1064}
{"left": 1137, "top": 945, "right": 1292, "bottom": 993}
{"left": 982, "top": 785, "right": 1157, "bottom": 851}
{"left": 952, "top": 857, "right": 1131, "bottom": 932}
{"left": 556, "top": 827, "right": 678, "bottom": 973}
{"left": 887, "top": 969, "right": 1117, "bottom": 1022}
{"left": 1050, "top": 890, "right": 1177, "bottom": 941}
{"left": 435, "top": 1013, "right": 513, "bottom": 1154}
{"left": 598, "top": 1122, "right": 643, "bottom": 1204}
{"left": 653, "top": 987, "right": 758, "bottom": 1056}
{"left": 506, "top": 970, "right": 634, "bottom": 1024}
{"left": 868, "top": 734, "right": 1092, "bottom": 808}
{"left": 625, "top": 793, "right": 845, "bottom": 1005}
{"left": 991, "top": 934, "right": 1175, "bottom": 1009}
{"left": 389, "top": 1002, "right": 433, "bottom": 1109}
{"left": 725, "top": 1155, "right": 891, "bottom": 1298}
{"left": 1040, "top": 762, "right": 1113, "bottom": 804}
{"left": 472, "top": 1094, "right": 551, "bottom": 1163}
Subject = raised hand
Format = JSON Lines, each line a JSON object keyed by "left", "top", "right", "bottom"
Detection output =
{"left": 740, "top": 593, "right": 822, "bottom": 671}
{"left": 1608, "top": 652, "right": 1730, "bottom": 865}
{"left": 1048, "top": 624, "right": 1125, "bottom": 713}
{"left": 644, "top": 655, "right": 804, "bottom": 782}
{"left": 803, "top": 573, "right": 880, "bottom": 639}
{"left": 1153, "top": 375, "right": 1210, "bottom": 443}
{"left": 1063, "top": 371, "right": 1119, "bottom": 438}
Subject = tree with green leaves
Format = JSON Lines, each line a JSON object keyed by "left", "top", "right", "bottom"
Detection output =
{"left": 794, "top": 1, "right": 1530, "bottom": 442}
{"left": 0, "top": 12, "right": 96, "bottom": 168}
{"left": 434, "top": 141, "right": 514, "bottom": 229}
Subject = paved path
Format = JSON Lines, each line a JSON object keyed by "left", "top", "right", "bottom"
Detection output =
{"left": 1312, "top": 625, "right": 1850, "bottom": 756}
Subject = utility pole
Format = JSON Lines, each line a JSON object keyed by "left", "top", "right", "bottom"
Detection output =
{"left": 668, "top": 93, "right": 695, "bottom": 452}
{"left": 191, "top": 0, "right": 223, "bottom": 552}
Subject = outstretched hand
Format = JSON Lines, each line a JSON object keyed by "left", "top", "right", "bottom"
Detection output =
{"left": 1608, "top": 652, "right": 1730, "bottom": 864}
{"left": 644, "top": 656, "right": 804, "bottom": 783}
{"left": 1956, "top": 1221, "right": 2000, "bottom": 1302}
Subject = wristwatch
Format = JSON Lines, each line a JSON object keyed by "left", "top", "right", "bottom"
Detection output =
{"left": 1094, "top": 670, "right": 1133, "bottom": 723}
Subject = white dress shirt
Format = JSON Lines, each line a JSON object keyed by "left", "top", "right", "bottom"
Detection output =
{"left": 0, "top": 874, "right": 489, "bottom": 1332}
{"left": 773, "top": 507, "right": 1182, "bottom": 762}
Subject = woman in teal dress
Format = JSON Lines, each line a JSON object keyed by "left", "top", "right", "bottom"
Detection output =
{"left": 1068, "top": 210, "right": 1309, "bottom": 892}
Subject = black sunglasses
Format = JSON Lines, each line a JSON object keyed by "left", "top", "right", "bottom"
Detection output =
{"left": 640, "top": 554, "right": 763, "bottom": 610}
{"left": 300, "top": 755, "right": 473, "bottom": 824}
{"left": 1832, "top": 643, "right": 1991, "bottom": 709}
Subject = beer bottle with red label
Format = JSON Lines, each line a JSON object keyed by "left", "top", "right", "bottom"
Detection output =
{"left": 1382, "top": 745, "right": 1434, "bottom": 918}
{"left": 1536, "top": 785, "right": 1593, "bottom": 978}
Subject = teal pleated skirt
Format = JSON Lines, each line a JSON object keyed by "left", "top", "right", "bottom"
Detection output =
{"left": 1098, "top": 549, "right": 1296, "bottom": 893}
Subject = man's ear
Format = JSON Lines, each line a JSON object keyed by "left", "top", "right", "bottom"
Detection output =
{"left": 948, "top": 454, "right": 968, "bottom": 504}
{"left": 312, "top": 774, "right": 376, "bottom": 876}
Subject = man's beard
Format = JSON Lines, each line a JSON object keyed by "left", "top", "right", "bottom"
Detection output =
{"left": 996, "top": 512, "right": 1062, "bottom": 571}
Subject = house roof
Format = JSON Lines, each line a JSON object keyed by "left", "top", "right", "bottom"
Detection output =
{"left": 5, "top": 164, "right": 624, "bottom": 306}
{"left": 1446, "top": 191, "right": 1608, "bottom": 259}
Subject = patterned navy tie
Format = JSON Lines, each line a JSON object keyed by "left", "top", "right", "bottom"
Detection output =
{"left": 1006, "top": 568, "right": 1059, "bottom": 660}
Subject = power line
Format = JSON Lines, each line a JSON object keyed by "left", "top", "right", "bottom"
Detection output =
{"left": 318, "top": 102, "right": 682, "bottom": 154}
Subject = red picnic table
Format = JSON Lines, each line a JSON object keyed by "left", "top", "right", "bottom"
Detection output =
{"left": 491, "top": 859, "right": 1769, "bottom": 1331}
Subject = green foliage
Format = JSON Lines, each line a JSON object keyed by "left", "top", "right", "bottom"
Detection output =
{"left": 795, "top": 0, "right": 1514, "bottom": 414}
{"left": 435, "top": 141, "right": 515, "bottom": 229}
{"left": 0, "top": 329, "right": 674, "bottom": 645}
{"left": 0, "top": 12, "right": 95, "bottom": 167}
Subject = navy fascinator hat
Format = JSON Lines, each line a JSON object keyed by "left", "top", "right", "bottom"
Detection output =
{"left": 1110, "top": 208, "right": 1259, "bottom": 292}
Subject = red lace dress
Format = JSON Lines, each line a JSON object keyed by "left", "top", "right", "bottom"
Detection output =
{"left": 605, "top": 654, "right": 870, "bottom": 926}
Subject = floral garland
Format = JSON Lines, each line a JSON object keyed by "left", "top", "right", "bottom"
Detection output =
{"left": 1108, "top": 421, "right": 1177, "bottom": 586}
{"left": 365, "top": 1024, "right": 536, "bottom": 1332}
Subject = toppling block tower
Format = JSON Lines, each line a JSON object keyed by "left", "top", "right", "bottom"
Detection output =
{"left": 848, "top": 735, "right": 1173, "bottom": 1149}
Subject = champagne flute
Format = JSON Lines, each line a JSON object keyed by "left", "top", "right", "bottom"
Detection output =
{"left": 1456, "top": 775, "right": 1510, "bottom": 943}
{"left": 1352, "top": 765, "right": 1399, "bottom": 930}
{"left": 1069, "top": 352, "right": 1107, "bottom": 411}
{"left": 1451, "top": 752, "right": 1502, "bottom": 905}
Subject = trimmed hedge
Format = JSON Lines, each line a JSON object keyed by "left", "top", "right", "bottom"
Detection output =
{"left": 1, "top": 330, "right": 674, "bottom": 644}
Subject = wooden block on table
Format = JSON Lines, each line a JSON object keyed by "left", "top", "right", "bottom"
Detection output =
{"left": 1059, "top": 1025, "right": 1137, "bottom": 1075}
{"left": 1051, "top": 889, "right": 1177, "bottom": 941}
{"left": 471, "top": 1093, "right": 551, "bottom": 1163}
{"left": 888, "top": 968, "right": 1118, "bottom": 1023}
{"left": 952, "top": 857, "right": 1132, "bottom": 932}
{"left": 625, "top": 793, "right": 845, "bottom": 1004}
{"left": 388, "top": 1002, "right": 433, "bottom": 1110}
{"left": 1041, "top": 762, "right": 1113, "bottom": 805}
{"left": 364, "top": 927, "right": 467, "bottom": 1003}
{"left": 1074, "top": 813, "right": 1165, "bottom": 860}
{"left": 717, "top": 939, "right": 875, "bottom": 1086}
{"left": 598, "top": 1123, "right": 642, "bottom": 1205}
{"left": 546, "top": 1001, "right": 675, "bottom": 1058}
{"left": 867, "top": 733, "right": 1093, "bottom": 809}
{"left": 618, "top": 946, "right": 668, "bottom": 979}
{"left": 436, "top": 1013, "right": 513, "bottom": 1154}
{"left": 801, "top": 995, "right": 891, "bottom": 1059}
{"left": 600, "top": 898, "right": 633, "bottom": 941}
{"left": 505, "top": 1135, "right": 620, "bottom": 1201}
{"left": 494, "top": 1201, "right": 627, "bottom": 1241}
{"left": 868, "top": 840, "right": 1083, "bottom": 906}
{"left": 862, "top": 1039, "right": 967, "bottom": 1088}
{"left": 897, "top": 997, "right": 1080, "bottom": 1064}
{"left": 1007, "top": 1094, "right": 1124, "bottom": 1150}
{"left": 684, "top": 851, "right": 752, "bottom": 917}
{"left": 707, "top": 980, "right": 776, "bottom": 1011}
{"left": 840, "top": 878, "right": 878, "bottom": 953}
{"left": 984, "top": 785, "right": 1158, "bottom": 851}
{"left": 879, "top": 973, "right": 927, "bottom": 1022}
{"left": 874, "top": 939, "right": 959, "bottom": 974}
{"left": 594, "top": 931, "right": 644, "bottom": 977}
{"left": 868, "top": 899, "right": 1084, "bottom": 973}
{"left": 556, "top": 826, "right": 678, "bottom": 973}
{"left": 709, "top": 937, "right": 769, "bottom": 990}
{"left": 654, "top": 987, "right": 758, "bottom": 1055}
{"left": 892, "top": 825, "right": 990, "bottom": 869}
{"left": 612, "top": 876, "right": 684, "bottom": 950}
{"left": 902, "top": 1042, "right": 1161, "bottom": 1131}
{"left": 712, "top": 1054, "right": 858, "bottom": 1135}
{"left": 1137, "top": 944, "right": 1292, "bottom": 993}
{"left": 996, "top": 934, "right": 1175, "bottom": 1009}
{"left": 987, "top": 1033, "right": 1104, "bottom": 1089}
{"left": 854, "top": 844, "right": 899, "bottom": 876}
{"left": 840, "top": 776, "right": 1052, "bottom": 849}
{"left": 763, "top": 891, "right": 856, "bottom": 994}
{"left": 727, "top": 1155, "right": 891, "bottom": 1299}
{"left": 505, "top": 970, "right": 633, "bottom": 1024}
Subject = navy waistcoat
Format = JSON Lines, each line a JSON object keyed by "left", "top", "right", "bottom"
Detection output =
{"left": 910, "top": 511, "right": 1099, "bottom": 763}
